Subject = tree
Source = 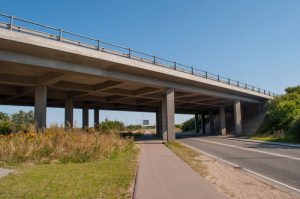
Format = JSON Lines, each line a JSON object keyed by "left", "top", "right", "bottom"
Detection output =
{"left": 285, "top": 85, "right": 300, "bottom": 94}
{"left": 11, "top": 110, "right": 34, "bottom": 132}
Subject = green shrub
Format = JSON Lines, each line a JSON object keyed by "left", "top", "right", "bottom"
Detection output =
{"left": 181, "top": 117, "right": 196, "bottom": 132}
{"left": 99, "top": 120, "right": 125, "bottom": 133}
{"left": 289, "top": 116, "right": 300, "bottom": 139}
{"left": 11, "top": 110, "right": 34, "bottom": 132}
{"left": 0, "top": 120, "right": 13, "bottom": 135}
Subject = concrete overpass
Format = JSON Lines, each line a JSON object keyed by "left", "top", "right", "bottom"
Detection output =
{"left": 0, "top": 14, "right": 274, "bottom": 141}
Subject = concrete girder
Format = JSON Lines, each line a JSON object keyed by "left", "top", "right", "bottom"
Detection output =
{"left": 0, "top": 50, "right": 264, "bottom": 103}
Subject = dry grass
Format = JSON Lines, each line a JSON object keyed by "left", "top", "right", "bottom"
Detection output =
{"left": 166, "top": 141, "right": 208, "bottom": 176}
{"left": 0, "top": 125, "right": 133, "bottom": 165}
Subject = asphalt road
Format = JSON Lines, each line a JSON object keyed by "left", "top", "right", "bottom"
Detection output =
{"left": 179, "top": 136, "right": 300, "bottom": 191}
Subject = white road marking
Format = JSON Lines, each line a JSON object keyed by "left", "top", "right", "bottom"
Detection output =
{"left": 180, "top": 141, "right": 300, "bottom": 194}
{"left": 190, "top": 138, "right": 300, "bottom": 161}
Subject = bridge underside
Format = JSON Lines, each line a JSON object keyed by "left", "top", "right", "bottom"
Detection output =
{"left": 0, "top": 60, "right": 263, "bottom": 140}
{"left": 0, "top": 27, "right": 269, "bottom": 141}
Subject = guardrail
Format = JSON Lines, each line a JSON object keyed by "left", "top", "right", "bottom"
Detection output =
{"left": 0, "top": 13, "right": 276, "bottom": 97}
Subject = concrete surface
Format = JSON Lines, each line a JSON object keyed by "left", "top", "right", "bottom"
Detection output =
{"left": 180, "top": 136, "right": 300, "bottom": 190}
{"left": 0, "top": 168, "right": 14, "bottom": 178}
{"left": 134, "top": 143, "right": 225, "bottom": 199}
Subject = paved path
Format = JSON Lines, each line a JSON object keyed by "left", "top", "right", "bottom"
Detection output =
{"left": 180, "top": 136, "right": 300, "bottom": 191}
{"left": 134, "top": 142, "right": 224, "bottom": 199}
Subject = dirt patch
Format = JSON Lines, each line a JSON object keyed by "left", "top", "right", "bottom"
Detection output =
{"left": 168, "top": 142, "right": 298, "bottom": 199}
{"left": 198, "top": 154, "right": 298, "bottom": 199}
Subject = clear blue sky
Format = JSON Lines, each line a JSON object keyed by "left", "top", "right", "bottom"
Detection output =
{"left": 1, "top": 0, "right": 299, "bottom": 127}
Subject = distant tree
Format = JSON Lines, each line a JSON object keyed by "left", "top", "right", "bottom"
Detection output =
{"left": 181, "top": 117, "right": 197, "bottom": 132}
{"left": 260, "top": 86, "right": 300, "bottom": 137}
{"left": 11, "top": 110, "right": 34, "bottom": 132}
{"left": 99, "top": 120, "right": 125, "bottom": 133}
{"left": 0, "top": 112, "right": 9, "bottom": 121}
{"left": 0, "top": 112, "right": 12, "bottom": 134}
{"left": 285, "top": 85, "right": 300, "bottom": 94}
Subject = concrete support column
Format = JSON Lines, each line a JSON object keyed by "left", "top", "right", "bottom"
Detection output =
{"left": 157, "top": 106, "right": 163, "bottom": 138}
{"left": 82, "top": 107, "right": 89, "bottom": 129}
{"left": 219, "top": 106, "right": 226, "bottom": 136}
{"left": 209, "top": 110, "right": 215, "bottom": 135}
{"left": 195, "top": 113, "right": 200, "bottom": 133}
{"left": 65, "top": 96, "right": 73, "bottom": 128}
{"left": 94, "top": 108, "right": 99, "bottom": 130}
{"left": 161, "top": 88, "right": 175, "bottom": 141}
{"left": 34, "top": 86, "right": 47, "bottom": 130}
{"left": 201, "top": 113, "right": 206, "bottom": 134}
{"left": 234, "top": 100, "right": 242, "bottom": 135}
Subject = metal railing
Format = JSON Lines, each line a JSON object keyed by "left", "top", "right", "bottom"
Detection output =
{"left": 0, "top": 13, "right": 276, "bottom": 97}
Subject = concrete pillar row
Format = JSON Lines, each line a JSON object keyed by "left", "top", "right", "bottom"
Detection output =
{"left": 65, "top": 96, "right": 73, "bottom": 128}
{"left": 234, "top": 100, "right": 242, "bottom": 135}
{"left": 201, "top": 113, "right": 206, "bottom": 134}
{"left": 209, "top": 110, "right": 215, "bottom": 135}
{"left": 94, "top": 108, "right": 99, "bottom": 130}
{"left": 82, "top": 107, "right": 89, "bottom": 129}
{"left": 161, "top": 88, "right": 175, "bottom": 141}
{"left": 195, "top": 113, "right": 200, "bottom": 133}
{"left": 219, "top": 106, "right": 226, "bottom": 136}
{"left": 34, "top": 85, "right": 47, "bottom": 130}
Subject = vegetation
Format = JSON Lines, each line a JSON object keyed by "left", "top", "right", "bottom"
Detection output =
{"left": 181, "top": 117, "right": 196, "bottom": 132}
{"left": 255, "top": 85, "right": 300, "bottom": 142}
{"left": 99, "top": 119, "right": 125, "bottom": 133}
{"left": 0, "top": 120, "right": 139, "bottom": 198}
{"left": 166, "top": 142, "right": 207, "bottom": 176}
{"left": 0, "top": 125, "right": 134, "bottom": 166}
{"left": 0, "top": 110, "right": 34, "bottom": 134}
{"left": 0, "top": 149, "right": 138, "bottom": 199}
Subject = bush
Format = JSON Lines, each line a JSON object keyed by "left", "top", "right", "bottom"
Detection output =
{"left": 0, "top": 125, "right": 133, "bottom": 165}
{"left": 181, "top": 117, "right": 196, "bottom": 132}
{"left": 289, "top": 116, "right": 300, "bottom": 139}
{"left": 11, "top": 110, "right": 34, "bottom": 132}
{"left": 0, "top": 110, "right": 34, "bottom": 134}
{"left": 99, "top": 120, "right": 125, "bottom": 133}
{"left": 0, "top": 120, "right": 13, "bottom": 135}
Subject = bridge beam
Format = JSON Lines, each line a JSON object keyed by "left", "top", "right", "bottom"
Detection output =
{"left": 34, "top": 85, "right": 47, "bottom": 130}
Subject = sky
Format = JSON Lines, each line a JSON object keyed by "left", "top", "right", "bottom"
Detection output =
{"left": 0, "top": 0, "right": 299, "bottom": 127}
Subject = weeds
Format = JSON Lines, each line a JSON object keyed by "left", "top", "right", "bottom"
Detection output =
{"left": 0, "top": 125, "right": 134, "bottom": 165}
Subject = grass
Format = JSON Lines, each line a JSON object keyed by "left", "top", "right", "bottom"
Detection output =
{"left": 0, "top": 148, "right": 139, "bottom": 199}
{"left": 250, "top": 133, "right": 300, "bottom": 144}
{"left": 0, "top": 126, "right": 133, "bottom": 165}
{"left": 166, "top": 141, "right": 207, "bottom": 176}
{"left": 0, "top": 126, "right": 140, "bottom": 198}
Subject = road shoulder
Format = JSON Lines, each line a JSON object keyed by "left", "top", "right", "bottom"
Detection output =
{"left": 170, "top": 141, "right": 298, "bottom": 199}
